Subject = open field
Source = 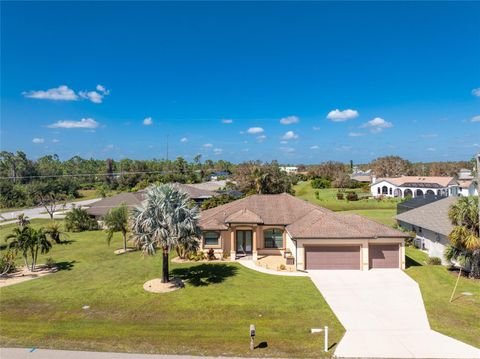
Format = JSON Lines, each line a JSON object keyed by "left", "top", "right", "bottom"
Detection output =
{"left": 405, "top": 247, "right": 480, "bottom": 348}
{"left": 0, "top": 220, "right": 344, "bottom": 357}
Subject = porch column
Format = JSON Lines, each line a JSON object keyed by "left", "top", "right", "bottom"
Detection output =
{"left": 230, "top": 228, "right": 236, "bottom": 261}
{"left": 252, "top": 227, "right": 258, "bottom": 261}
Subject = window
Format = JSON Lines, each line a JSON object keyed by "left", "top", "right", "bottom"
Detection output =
{"left": 204, "top": 232, "right": 220, "bottom": 246}
{"left": 377, "top": 187, "right": 381, "bottom": 194}
{"left": 264, "top": 229, "right": 283, "bottom": 248}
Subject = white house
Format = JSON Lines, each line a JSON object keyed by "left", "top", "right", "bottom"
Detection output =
{"left": 456, "top": 168, "right": 478, "bottom": 196}
{"left": 279, "top": 166, "right": 298, "bottom": 174}
{"left": 371, "top": 176, "right": 460, "bottom": 198}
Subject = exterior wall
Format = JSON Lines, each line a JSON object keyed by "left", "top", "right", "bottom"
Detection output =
{"left": 459, "top": 184, "right": 478, "bottom": 196}
{"left": 295, "top": 238, "right": 405, "bottom": 271}
{"left": 371, "top": 180, "right": 458, "bottom": 198}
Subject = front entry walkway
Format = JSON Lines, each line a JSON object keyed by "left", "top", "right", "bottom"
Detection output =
{"left": 308, "top": 269, "right": 479, "bottom": 358}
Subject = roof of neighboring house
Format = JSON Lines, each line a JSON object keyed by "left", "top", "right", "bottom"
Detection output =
{"left": 200, "top": 193, "right": 406, "bottom": 239}
{"left": 86, "top": 183, "right": 216, "bottom": 217}
{"left": 457, "top": 179, "right": 474, "bottom": 189}
{"left": 188, "top": 180, "right": 228, "bottom": 191}
{"left": 373, "top": 176, "right": 457, "bottom": 188}
{"left": 350, "top": 175, "right": 372, "bottom": 182}
{"left": 396, "top": 195, "right": 446, "bottom": 215}
{"left": 395, "top": 196, "right": 457, "bottom": 236}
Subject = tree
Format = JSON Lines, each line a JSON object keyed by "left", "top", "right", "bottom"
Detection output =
{"left": 447, "top": 196, "right": 480, "bottom": 279}
{"left": 234, "top": 161, "right": 293, "bottom": 195}
{"left": 45, "top": 222, "right": 68, "bottom": 244}
{"left": 104, "top": 203, "right": 130, "bottom": 252}
{"left": 5, "top": 226, "right": 32, "bottom": 269}
{"left": 27, "top": 180, "right": 75, "bottom": 219}
{"left": 65, "top": 206, "right": 98, "bottom": 232}
{"left": 131, "top": 184, "right": 201, "bottom": 283}
{"left": 370, "top": 156, "right": 413, "bottom": 177}
{"left": 6, "top": 226, "right": 52, "bottom": 271}
{"left": 16, "top": 213, "right": 30, "bottom": 227}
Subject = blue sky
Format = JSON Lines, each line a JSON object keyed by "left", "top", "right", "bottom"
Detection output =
{"left": 1, "top": 1, "right": 479, "bottom": 164}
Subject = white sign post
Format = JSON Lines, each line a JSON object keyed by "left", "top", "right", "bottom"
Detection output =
{"left": 324, "top": 326, "right": 329, "bottom": 352}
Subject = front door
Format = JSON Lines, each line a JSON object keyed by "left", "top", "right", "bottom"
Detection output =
{"left": 236, "top": 230, "right": 253, "bottom": 255}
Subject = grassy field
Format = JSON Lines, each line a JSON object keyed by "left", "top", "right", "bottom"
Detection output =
{"left": 294, "top": 181, "right": 400, "bottom": 226}
{"left": 0, "top": 220, "right": 344, "bottom": 357}
{"left": 405, "top": 247, "right": 480, "bottom": 348}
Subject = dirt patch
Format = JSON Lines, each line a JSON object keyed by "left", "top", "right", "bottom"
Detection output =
{"left": 171, "top": 256, "right": 230, "bottom": 264}
{"left": 114, "top": 248, "right": 136, "bottom": 255}
{"left": 0, "top": 265, "right": 57, "bottom": 288}
{"left": 143, "top": 277, "right": 184, "bottom": 293}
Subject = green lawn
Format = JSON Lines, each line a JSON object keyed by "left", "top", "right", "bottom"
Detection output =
{"left": 339, "top": 209, "right": 397, "bottom": 227}
{"left": 0, "top": 220, "right": 344, "bottom": 357}
{"left": 405, "top": 247, "right": 480, "bottom": 348}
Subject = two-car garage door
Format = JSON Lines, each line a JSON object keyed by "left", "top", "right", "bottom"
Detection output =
{"left": 305, "top": 244, "right": 400, "bottom": 270}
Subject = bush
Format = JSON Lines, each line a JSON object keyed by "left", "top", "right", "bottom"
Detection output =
{"left": 65, "top": 207, "right": 98, "bottom": 232}
{"left": 345, "top": 191, "right": 359, "bottom": 201}
{"left": 45, "top": 257, "right": 56, "bottom": 269}
{"left": 207, "top": 248, "right": 216, "bottom": 261}
{"left": 427, "top": 256, "right": 442, "bottom": 265}
{"left": 279, "top": 264, "right": 286, "bottom": 270}
{"left": 311, "top": 178, "right": 331, "bottom": 189}
{"left": 222, "top": 250, "right": 230, "bottom": 260}
{"left": 0, "top": 249, "right": 16, "bottom": 275}
{"left": 336, "top": 192, "right": 344, "bottom": 200}
{"left": 315, "top": 190, "right": 320, "bottom": 200}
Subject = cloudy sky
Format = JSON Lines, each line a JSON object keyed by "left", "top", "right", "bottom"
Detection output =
{"left": 1, "top": 2, "right": 479, "bottom": 163}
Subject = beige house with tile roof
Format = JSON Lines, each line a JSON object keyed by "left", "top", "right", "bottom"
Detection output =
{"left": 371, "top": 176, "right": 460, "bottom": 198}
{"left": 199, "top": 193, "right": 407, "bottom": 270}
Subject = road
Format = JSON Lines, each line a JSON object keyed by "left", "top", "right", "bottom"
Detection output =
{"left": 0, "top": 198, "right": 100, "bottom": 226}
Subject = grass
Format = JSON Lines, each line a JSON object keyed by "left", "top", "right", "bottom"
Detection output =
{"left": 0, "top": 220, "right": 344, "bottom": 357}
{"left": 405, "top": 247, "right": 480, "bottom": 348}
{"left": 339, "top": 209, "right": 397, "bottom": 227}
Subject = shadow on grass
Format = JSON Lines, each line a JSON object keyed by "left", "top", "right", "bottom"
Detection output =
{"left": 406, "top": 255, "right": 423, "bottom": 268}
{"left": 328, "top": 342, "right": 337, "bottom": 351}
{"left": 171, "top": 263, "right": 238, "bottom": 287}
{"left": 255, "top": 342, "right": 268, "bottom": 349}
{"left": 56, "top": 260, "right": 76, "bottom": 271}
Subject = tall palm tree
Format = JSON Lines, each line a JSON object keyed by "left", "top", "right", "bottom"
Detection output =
{"left": 5, "top": 226, "right": 52, "bottom": 271}
{"left": 104, "top": 203, "right": 129, "bottom": 252}
{"left": 131, "top": 184, "right": 201, "bottom": 283}
{"left": 30, "top": 228, "right": 52, "bottom": 271}
{"left": 447, "top": 196, "right": 480, "bottom": 278}
{"left": 6, "top": 226, "right": 32, "bottom": 269}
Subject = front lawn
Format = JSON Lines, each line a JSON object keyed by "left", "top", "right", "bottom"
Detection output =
{"left": 405, "top": 247, "right": 480, "bottom": 348}
{"left": 0, "top": 220, "right": 343, "bottom": 357}
{"left": 339, "top": 209, "right": 397, "bottom": 227}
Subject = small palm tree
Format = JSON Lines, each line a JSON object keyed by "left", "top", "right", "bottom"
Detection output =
{"left": 104, "top": 203, "right": 129, "bottom": 252}
{"left": 131, "top": 184, "right": 201, "bottom": 283}
{"left": 6, "top": 227, "right": 52, "bottom": 271}
{"left": 30, "top": 228, "right": 52, "bottom": 271}
{"left": 6, "top": 226, "right": 32, "bottom": 269}
{"left": 16, "top": 213, "right": 30, "bottom": 227}
{"left": 448, "top": 196, "right": 480, "bottom": 279}
{"left": 45, "top": 222, "right": 68, "bottom": 244}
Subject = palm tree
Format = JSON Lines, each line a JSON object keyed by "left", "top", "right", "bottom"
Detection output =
{"left": 6, "top": 226, "right": 32, "bottom": 269}
{"left": 447, "top": 196, "right": 480, "bottom": 278}
{"left": 16, "top": 213, "right": 30, "bottom": 227}
{"left": 5, "top": 227, "right": 52, "bottom": 271}
{"left": 104, "top": 203, "right": 129, "bottom": 252}
{"left": 45, "top": 221, "right": 68, "bottom": 244}
{"left": 131, "top": 184, "right": 201, "bottom": 283}
{"left": 29, "top": 228, "right": 52, "bottom": 271}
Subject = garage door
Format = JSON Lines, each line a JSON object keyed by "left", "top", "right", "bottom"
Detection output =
{"left": 305, "top": 245, "right": 361, "bottom": 270}
{"left": 369, "top": 244, "right": 399, "bottom": 269}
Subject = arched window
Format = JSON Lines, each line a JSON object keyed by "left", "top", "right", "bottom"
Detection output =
{"left": 204, "top": 232, "right": 220, "bottom": 246}
{"left": 382, "top": 186, "right": 388, "bottom": 194}
{"left": 264, "top": 229, "right": 283, "bottom": 249}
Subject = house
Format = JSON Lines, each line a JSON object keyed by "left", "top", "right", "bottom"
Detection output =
{"left": 86, "top": 183, "right": 216, "bottom": 219}
{"left": 279, "top": 166, "right": 298, "bottom": 174}
{"left": 371, "top": 176, "right": 460, "bottom": 198}
{"left": 458, "top": 179, "right": 478, "bottom": 196}
{"left": 350, "top": 168, "right": 372, "bottom": 183}
{"left": 396, "top": 195, "right": 445, "bottom": 215}
{"left": 396, "top": 196, "right": 457, "bottom": 263}
{"left": 209, "top": 171, "right": 230, "bottom": 181}
{"left": 199, "top": 193, "right": 407, "bottom": 270}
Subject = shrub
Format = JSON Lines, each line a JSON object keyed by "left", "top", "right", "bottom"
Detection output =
{"left": 222, "top": 250, "right": 230, "bottom": 260}
{"left": 279, "top": 264, "right": 286, "bottom": 270}
{"left": 315, "top": 191, "right": 320, "bottom": 200}
{"left": 311, "top": 178, "right": 331, "bottom": 189}
{"left": 427, "top": 256, "right": 442, "bottom": 265}
{"left": 65, "top": 207, "right": 98, "bottom": 232}
{"left": 345, "top": 191, "right": 359, "bottom": 201}
{"left": 45, "top": 257, "right": 56, "bottom": 269}
{"left": 0, "top": 249, "right": 16, "bottom": 275}
{"left": 336, "top": 192, "right": 344, "bottom": 200}
{"left": 207, "top": 248, "right": 216, "bottom": 261}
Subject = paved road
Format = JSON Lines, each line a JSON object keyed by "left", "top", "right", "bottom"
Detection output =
{"left": 308, "top": 269, "right": 480, "bottom": 358}
{"left": 0, "top": 348, "right": 259, "bottom": 359}
{"left": 0, "top": 198, "right": 100, "bottom": 226}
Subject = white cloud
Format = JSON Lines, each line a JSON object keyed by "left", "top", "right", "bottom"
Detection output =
{"left": 312, "top": 126, "right": 320, "bottom": 131}
{"left": 327, "top": 109, "right": 359, "bottom": 122}
{"left": 247, "top": 127, "right": 264, "bottom": 134}
{"left": 427, "top": 147, "right": 436, "bottom": 151}
{"left": 180, "top": 137, "right": 188, "bottom": 143}
{"left": 47, "top": 118, "right": 99, "bottom": 129}
{"left": 96, "top": 84, "right": 109, "bottom": 94}
{"left": 360, "top": 117, "right": 393, "bottom": 133}
{"left": 280, "top": 115, "right": 299, "bottom": 125}
{"left": 51, "top": 139, "right": 60, "bottom": 143}
{"left": 421, "top": 134, "right": 438, "bottom": 138}
{"left": 279, "top": 147, "right": 295, "bottom": 153}
{"left": 32, "top": 138, "right": 44, "bottom": 144}
{"left": 471, "top": 115, "right": 480, "bottom": 122}
{"left": 256, "top": 135, "right": 267, "bottom": 143}
{"left": 79, "top": 90, "right": 104, "bottom": 103}
{"left": 348, "top": 132, "right": 366, "bottom": 137}
{"left": 310, "top": 145, "right": 319, "bottom": 150}
{"left": 282, "top": 131, "right": 299, "bottom": 140}
{"left": 222, "top": 119, "right": 233, "bottom": 124}
{"left": 213, "top": 148, "right": 223, "bottom": 155}
{"left": 336, "top": 145, "right": 352, "bottom": 151}
{"left": 203, "top": 143, "right": 213, "bottom": 148}
{"left": 23, "top": 85, "right": 78, "bottom": 101}
{"left": 143, "top": 117, "right": 153, "bottom": 126}
{"left": 471, "top": 88, "right": 480, "bottom": 97}
{"left": 280, "top": 140, "right": 288, "bottom": 144}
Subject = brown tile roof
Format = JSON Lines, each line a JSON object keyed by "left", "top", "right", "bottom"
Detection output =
{"left": 374, "top": 176, "right": 457, "bottom": 188}
{"left": 350, "top": 175, "right": 372, "bottom": 183}
{"left": 457, "top": 179, "right": 473, "bottom": 189}
{"left": 199, "top": 193, "right": 406, "bottom": 239}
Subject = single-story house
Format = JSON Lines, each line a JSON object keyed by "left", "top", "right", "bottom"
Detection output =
{"left": 458, "top": 179, "right": 478, "bottom": 197}
{"left": 86, "top": 183, "right": 216, "bottom": 219}
{"left": 209, "top": 171, "right": 231, "bottom": 181}
{"left": 396, "top": 196, "right": 457, "bottom": 263}
{"left": 396, "top": 195, "right": 445, "bottom": 215}
{"left": 199, "top": 193, "right": 407, "bottom": 270}
{"left": 279, "top": 166, "right": 298, "bottom": 174}
{"left": 371, "top": 176, "right": 460, "bottom": 198}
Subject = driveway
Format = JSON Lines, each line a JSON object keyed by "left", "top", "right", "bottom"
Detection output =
{"left": 308, "top": 269, "right": 479, "bottom": 358}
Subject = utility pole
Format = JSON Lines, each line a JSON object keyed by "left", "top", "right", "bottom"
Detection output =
{"left": 477, "top": 153, "right": 480, "bottom": 237}
{"left": 166, "top": 134, "right": 169, "bottom": 161}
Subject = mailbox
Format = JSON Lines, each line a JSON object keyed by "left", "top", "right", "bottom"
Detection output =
{"left": 250, "top": 324, "right": 256, "bottom": 338}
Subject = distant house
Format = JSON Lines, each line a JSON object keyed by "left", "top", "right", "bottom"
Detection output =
{"left": 209, "top": 171, "right": 230, "bottom": 181}
{"left": 350, "top": 168, "right": 372, "bottom": 183}
{"left": 86, "top": 183, "right": 216, "bottom": 219}
{"left": 279, "top": 166, "right": 298, "bottom": 174}
{"left": 456, "top": 168, "right": 478, "bottom": 196}
{"left": 396, "top": 197, "right": 457, "bottom": 263}
{"left": 371, "top": 176, "right": 460, "bottom": 198}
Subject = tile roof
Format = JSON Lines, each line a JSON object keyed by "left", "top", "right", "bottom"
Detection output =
{"left": 200, "top": 193, "right": 406, "bottom": 239}
{"left": 395, "top": 196, "right": 457, "bottom": 236}
{"left": 374, "top": 176, "right": 457, "bottom": 188}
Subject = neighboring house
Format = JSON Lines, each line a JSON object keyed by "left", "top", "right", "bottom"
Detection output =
{"left": 396, "top": 196, "right": 457, "bottom": 263}
{"left": 371, "top": 176, "right": 460, "bottom": 198}
{"left": 350, "top": 168, "right": 372, "bottom": 183}
{"left": 279, "top": 166, "right": 298, "bottom": 174}
{"left": 199, "top": 193, "right": 407, "bottom": 270}
{"left": 86, "top": 183, "right": 216, "bottom": 219}
{"left": 457, "top": 179, "right": 478, "bottom": 196}
{"left": 209, "top": 171, "right": 230, "bottom": 181}
{"left": 397, "top": 195, "right": 445, "bottom": 215}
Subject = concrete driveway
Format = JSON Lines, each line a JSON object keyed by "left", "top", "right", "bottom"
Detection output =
{"left": 308, "top": 269, "right": 479, "bottom": 358}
